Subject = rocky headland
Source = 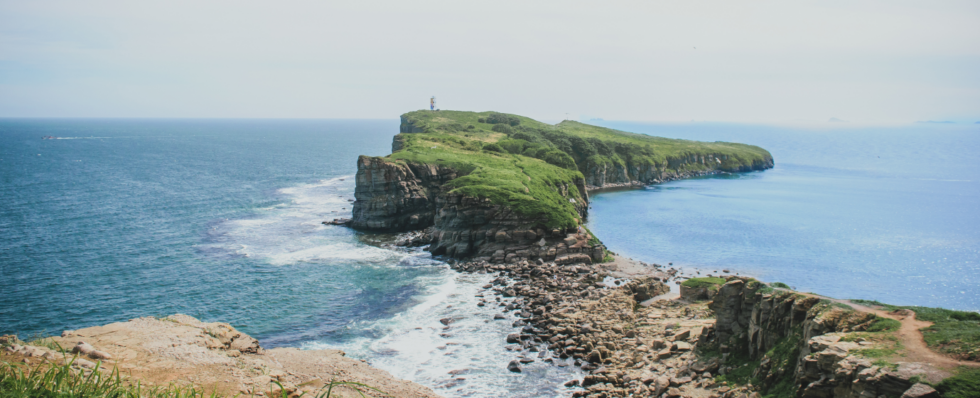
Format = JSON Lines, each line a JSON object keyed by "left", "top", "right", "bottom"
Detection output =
{"left": 6, "top": 111, "right": 974, "bottom": 398}
{"left": 340, "top": 110, "right": 976, "bottom": 397}
{"left": 349, "top": 110, "right": 773, "bottom": 263}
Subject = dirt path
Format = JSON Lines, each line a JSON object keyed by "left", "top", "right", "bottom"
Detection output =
{"left": 785, "top": 290, "right": 979, "bottom": 369}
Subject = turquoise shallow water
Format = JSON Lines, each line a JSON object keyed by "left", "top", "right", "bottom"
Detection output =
{"left": 586, "top": 121, "right": 980, "bottom": 311}
{"left": 1, "top": 119, "right": 977, "bottom": 396}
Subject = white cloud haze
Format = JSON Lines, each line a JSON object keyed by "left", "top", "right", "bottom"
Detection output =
{"left": 1, "top": 0, "right": 978, "bottom": 123}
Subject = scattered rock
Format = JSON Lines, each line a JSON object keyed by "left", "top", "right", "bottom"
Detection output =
{"left": 507, "top": 360, "right": 522, "bottom": 373}
{"left": 72, "top": 342, "right": 96, "bottom": 355}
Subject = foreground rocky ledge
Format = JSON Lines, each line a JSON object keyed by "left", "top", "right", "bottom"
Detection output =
{"left": 1, "top": 315, "right": 439, "bottom": 398}
{"left": 4, "top": 255, "right": 970, "bottom": 398}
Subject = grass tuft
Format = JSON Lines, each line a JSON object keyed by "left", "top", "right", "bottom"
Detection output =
{"left": 936, "top": 367, "right": 980, "bottom": 398}
{"left": 1, "top": 357, "right": 389, "bottom": 398}
{"left": 866, "top": 317, "right": 901, "bottom": 333}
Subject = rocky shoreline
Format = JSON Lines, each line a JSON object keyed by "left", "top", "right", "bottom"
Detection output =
{"left": 424, "top": 252, "right": 949, "bottom": 398}
{"left": 2, "top": 250, "right": 954, "bottom": 398}
{"left": 341, "top": 113, "right": 952, "bottom": 397}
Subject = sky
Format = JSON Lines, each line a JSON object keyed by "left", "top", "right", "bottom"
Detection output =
{"left": 1, "top": 1, "right": 979, "bottom": 123}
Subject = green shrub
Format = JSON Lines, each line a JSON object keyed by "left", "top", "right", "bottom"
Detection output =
{"left": 484, "top": 112, "right": 521, "bottom": 126}
{"left": 491, "top": 124, "right": 513, "bottom": 134}
{"left": 482, "top": 143, "right": 504, "bottom": 153}
{"left": 498, "top": 138, "right": 529, "bottom": 154}
{"left": 511, "top": 132, "right": 539, "bottom": 142}
{"left": 771, "top": 282, "right": 791, "bottom": 289}
{"left": 539, "top": 149, "right": 577, "bottom": 170}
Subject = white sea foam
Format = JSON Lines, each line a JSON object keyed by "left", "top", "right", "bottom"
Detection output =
{"left": 198, "top": 176, "right": 394, "bottom": 265}
{"left": 304, "top": 270, "right": 584, "bottom": 398}
{"left": 203, "top": 177, "right": 582, "bottom": 396}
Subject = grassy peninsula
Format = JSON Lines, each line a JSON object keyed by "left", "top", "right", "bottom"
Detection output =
{"left": 385, "top": 110, "right": 772, "bottom": 230}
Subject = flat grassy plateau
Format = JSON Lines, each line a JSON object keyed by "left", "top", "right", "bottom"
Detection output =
{"left": 386, "top": 110, "right": 772, "bottom": 230}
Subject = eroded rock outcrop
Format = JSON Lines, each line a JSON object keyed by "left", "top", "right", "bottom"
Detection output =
{"left": 349, "top": 156, "right": 457, "bottom": 231}
{"left": 351, "top": 155, "right": 605, "bottom": 262}
{"left": 700, "top": 278, "right": 938, "bottom": 398}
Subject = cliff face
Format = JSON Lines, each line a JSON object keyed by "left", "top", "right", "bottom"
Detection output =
{"left": 583, "top": 154, "right": 774, "bottom": 189}
{"left": 701, "top": 279, "right": 934, "bottom": 398}
{"left": 351, "top": 155, "right": 605, "bottom": 262}
{"left": 350, "top": 156, "right": 457, "bottom": 231}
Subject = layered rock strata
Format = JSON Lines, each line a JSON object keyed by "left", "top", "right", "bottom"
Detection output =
{"left": 583, "top": 154, "right": 774, "bottom": 190}
{"left": 351, "top": 155, "right": 605, "bottom": 262}
{"left": 701, "top": 278, "right": 942, "bottom": 398}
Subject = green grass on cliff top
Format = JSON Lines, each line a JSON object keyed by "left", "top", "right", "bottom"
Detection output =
{"left": 380, "top": 110, "right": 772, "bottom": 229}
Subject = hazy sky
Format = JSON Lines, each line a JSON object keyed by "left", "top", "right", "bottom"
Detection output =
{"left": 1, "top": 1, "right": 978, "bottom": 123}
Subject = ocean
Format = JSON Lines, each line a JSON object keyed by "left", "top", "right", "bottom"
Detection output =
{"left": 1, "top": 118, "right": 977, "bottom": 396}
{"left": 587, "top": 121, "right": 980, "bottom": 311}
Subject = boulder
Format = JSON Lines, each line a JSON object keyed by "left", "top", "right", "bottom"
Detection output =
{"left": 624, "top": 277, "right": 670, "bottom": 302}
{"left": 72, "top": 342, "right": 96, "bottom": 355}
{"left": 507, "top": 360, "right": 522, "bottom": 373}
{"left": 555, "top": 254, "right": 593, "bottom": 265}
{"left": 901, "top": 383, "right": 939, "bottom": 398}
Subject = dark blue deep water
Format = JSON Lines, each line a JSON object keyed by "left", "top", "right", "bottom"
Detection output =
{"left": 1, "top": 119, "right": 978, "bottom": 396}
{"left": 587, "top": 121, "right": 980, "bottom": 311}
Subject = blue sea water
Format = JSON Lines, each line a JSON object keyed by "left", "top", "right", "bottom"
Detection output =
{"left": 0, "top": 118, "right": 977, "bottom": 397}
{"left": 586, "top": 121, "right": 980, "bottom": 311}
{"left": 0, "top": 118, "right": 580, "bottom": 398}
